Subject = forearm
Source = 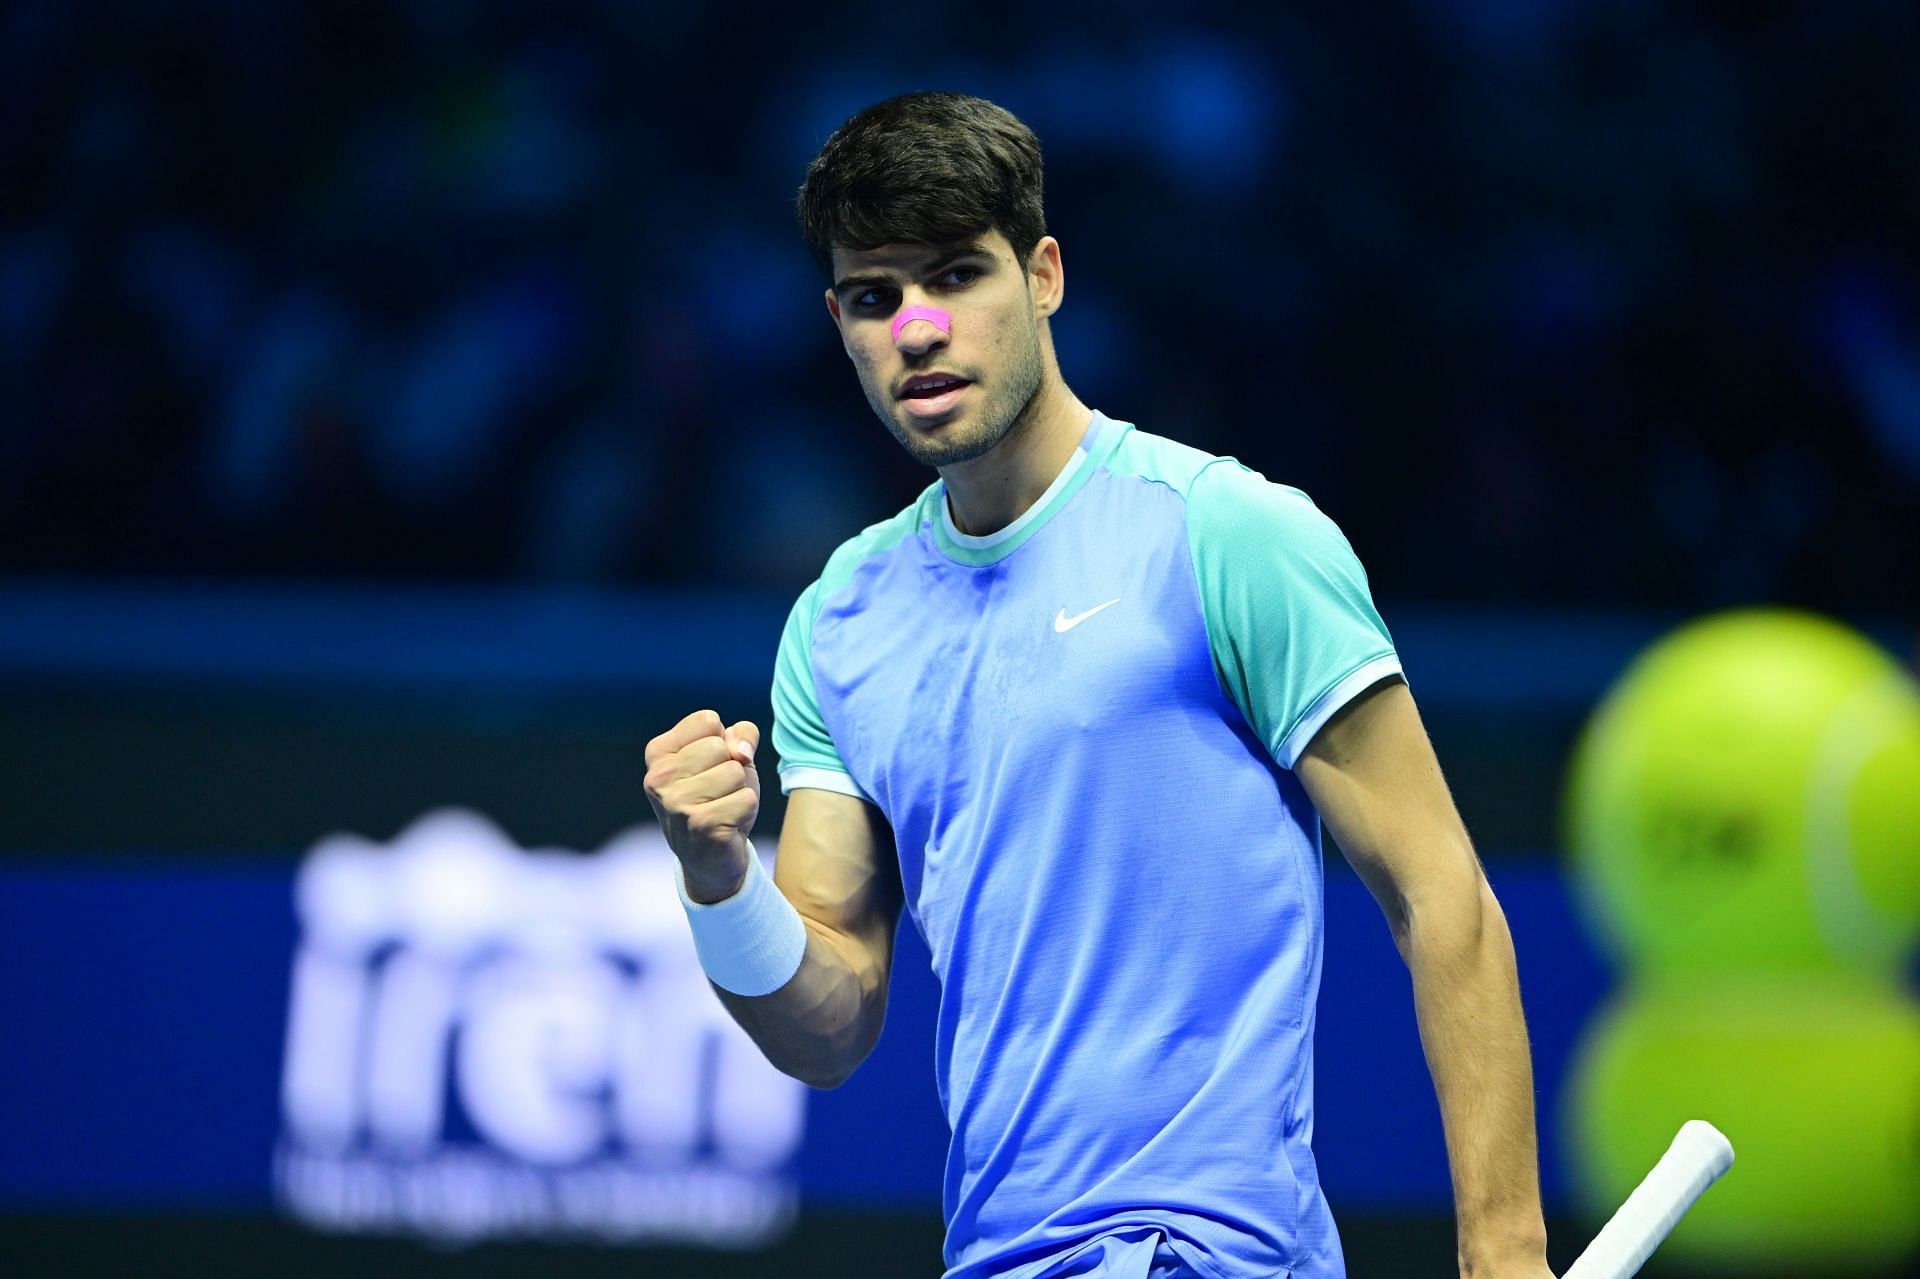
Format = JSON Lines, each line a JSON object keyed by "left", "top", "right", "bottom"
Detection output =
{"left": 1401, "top": 869, "right": 1549, "bottom": 1276}
{"left": 714, "top": 915, "right": 890, "bottom": 1090}
{"left": 648, "top": 718, "right": 897, "bottom": 1092}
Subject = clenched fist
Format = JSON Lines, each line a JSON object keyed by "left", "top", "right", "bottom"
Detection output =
{"left": 643, "top": 709, "right": 761, "bottom": 903}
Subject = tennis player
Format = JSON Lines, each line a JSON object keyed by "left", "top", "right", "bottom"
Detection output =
{"left": 644, "top": 92, "right": 1554, "bottom": 1279}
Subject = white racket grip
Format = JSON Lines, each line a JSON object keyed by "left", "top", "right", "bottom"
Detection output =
{"left": 1564, "top": 1120, "right": 1735, "bottom": 1279}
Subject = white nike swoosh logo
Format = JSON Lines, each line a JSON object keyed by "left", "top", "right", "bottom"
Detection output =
{"left": 1054, "top": 598, "right": 1122, "bottom": 633}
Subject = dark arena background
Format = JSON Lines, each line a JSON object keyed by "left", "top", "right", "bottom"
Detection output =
{"left": 2, "top": 3, "right": 1917, "bottom": 1277}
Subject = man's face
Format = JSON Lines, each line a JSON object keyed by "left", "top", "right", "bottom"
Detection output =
{"left": 825, "top": 231, "right": 1051, "bottom": 468}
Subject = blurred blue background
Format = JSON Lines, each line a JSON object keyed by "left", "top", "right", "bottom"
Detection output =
{"left": 1, "top": 1, "right": 1916, "bottom": 1276}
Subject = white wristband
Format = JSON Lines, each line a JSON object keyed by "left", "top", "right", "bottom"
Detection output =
{"left": 673, "top": 840, "right": 807, "bottom": 996}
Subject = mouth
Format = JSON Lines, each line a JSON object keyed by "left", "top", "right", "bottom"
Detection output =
{"left": 898, "top": 373, "right": 973, "bottom": 419}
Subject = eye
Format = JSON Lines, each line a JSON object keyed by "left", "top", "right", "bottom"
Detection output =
{"left": 939, "top": 265, "right": 981, "bottom": 288}
{"left": 851, "top": 287, "right": 897, "bottom": 313}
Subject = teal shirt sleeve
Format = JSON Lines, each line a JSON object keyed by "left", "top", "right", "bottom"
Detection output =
{"left": 1187, "top": 461, "right": 1404, "bottom": 769}
{"left": 770, "top": 580, "right": 870, "bottom": 799}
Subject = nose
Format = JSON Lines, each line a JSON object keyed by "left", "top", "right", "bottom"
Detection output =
{"left": 892, "top": 304, "right": 952, "bottom": 356}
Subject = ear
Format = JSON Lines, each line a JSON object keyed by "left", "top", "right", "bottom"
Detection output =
{"left": 1027, "top": 236, "right": 1064, "bottom": 320}
{"left": 824, "top": 287, "right": 844, "bottom": 333}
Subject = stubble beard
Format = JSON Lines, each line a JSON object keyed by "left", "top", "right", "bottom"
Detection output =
{"left": 874, "top": 321, "right": 1047, "bottom": 469}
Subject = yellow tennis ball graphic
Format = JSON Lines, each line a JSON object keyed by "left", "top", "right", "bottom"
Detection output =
{"left": 1566, "top": 981, "right": 1920, "bottom": 1271}
{"left": 1565, "top": 609, "right": 1920, "bottom": 977}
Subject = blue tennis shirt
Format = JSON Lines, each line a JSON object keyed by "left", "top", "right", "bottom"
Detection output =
{"left": 772, "top": 412, "right": 1401, "bottom": 1278}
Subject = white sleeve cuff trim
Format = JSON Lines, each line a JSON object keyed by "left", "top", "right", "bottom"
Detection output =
{"left": 779, "top": 765, "right": 871, "bottom": 802}
{"left": 1276, "top": 652, "right": 1406, "bottom": 769}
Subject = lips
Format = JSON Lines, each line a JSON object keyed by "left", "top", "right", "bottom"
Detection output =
{"left": 898, "top": 372, "right": 973, "bottom": 421}
{"left": 900, "top": 373, "right": 972, "bottom": 400}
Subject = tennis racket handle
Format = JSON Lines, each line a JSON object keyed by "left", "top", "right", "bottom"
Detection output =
{"left": 1563, "top": 1120, "right": 1735, "bottom": 1279}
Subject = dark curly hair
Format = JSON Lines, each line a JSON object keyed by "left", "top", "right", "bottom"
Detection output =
{"left": 796, "top": 92, "right": 1046, "bottom": 277}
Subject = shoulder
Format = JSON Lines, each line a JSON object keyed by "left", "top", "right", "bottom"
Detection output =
{"left": 1188, "top": 461, "right": 1351, "bottom": 551}
{"left": 1098, "top": 421, "right": 1228, "bottom": 499}
{"left": 796, "top": 479, "right": 942, "bottom": 622}
{"left": 1099, "top": 420, "right": 1347, "bottom": 551}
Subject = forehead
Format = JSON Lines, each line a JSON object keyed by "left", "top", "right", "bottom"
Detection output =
{"left": 829, "top": 231, "right": 1014, "bottom": 278}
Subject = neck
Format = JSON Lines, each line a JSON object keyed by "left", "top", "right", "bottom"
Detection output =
{"left": 939, "top": 373, "right": 1092, "bottom": 536}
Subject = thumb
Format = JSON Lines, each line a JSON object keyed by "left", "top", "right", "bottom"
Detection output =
{"left": 724, "top": 720, "right": 761, "bottom": 765}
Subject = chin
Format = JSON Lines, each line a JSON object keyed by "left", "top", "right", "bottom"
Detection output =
{"left": 878, "top": 386, "right": 1019, "bottom": 467}
{"left": 908, "top": 423, "right": 1007, "bottom": 469}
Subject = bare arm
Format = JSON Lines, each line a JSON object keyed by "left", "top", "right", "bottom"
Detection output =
{"left": 714, "top": 786, "right": 902, "bottom": 1088}
{"left": 1295, "top": 679, "right": 1553, "bottom": 1279}
{"left": 643, "top": 710, "right": 902, "bottom": 1090}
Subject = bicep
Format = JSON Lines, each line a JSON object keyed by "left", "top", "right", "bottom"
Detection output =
{"left": 1294, "top": 677, "right": 1480, "bottom": 930}
{"left": 773, "top": 787, "right": 903, "bottom": 978}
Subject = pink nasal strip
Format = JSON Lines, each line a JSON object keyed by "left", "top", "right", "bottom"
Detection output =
{"left": 892, "top": 305, "right": 952, "bottom": 342}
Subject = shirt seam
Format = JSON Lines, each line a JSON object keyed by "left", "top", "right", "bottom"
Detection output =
{"left": 927, "top": 411, "right": 1118, "bottom": 567}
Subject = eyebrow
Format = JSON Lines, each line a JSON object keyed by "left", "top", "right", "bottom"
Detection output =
{"left": 832, "top": 243, "right": 993, "bottom": 299}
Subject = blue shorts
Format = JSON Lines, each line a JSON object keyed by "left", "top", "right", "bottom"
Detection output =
{"left": 1000, "top": 1228, "right": 1239, "bottom": 1279}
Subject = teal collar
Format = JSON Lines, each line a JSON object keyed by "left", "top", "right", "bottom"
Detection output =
{"left": 932, "top": 411, "right": 1123, "bottom": 565}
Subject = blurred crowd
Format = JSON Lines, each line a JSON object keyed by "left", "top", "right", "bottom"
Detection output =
{"left": 3, "top": 0, "right": 1917, "bottom": 607}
